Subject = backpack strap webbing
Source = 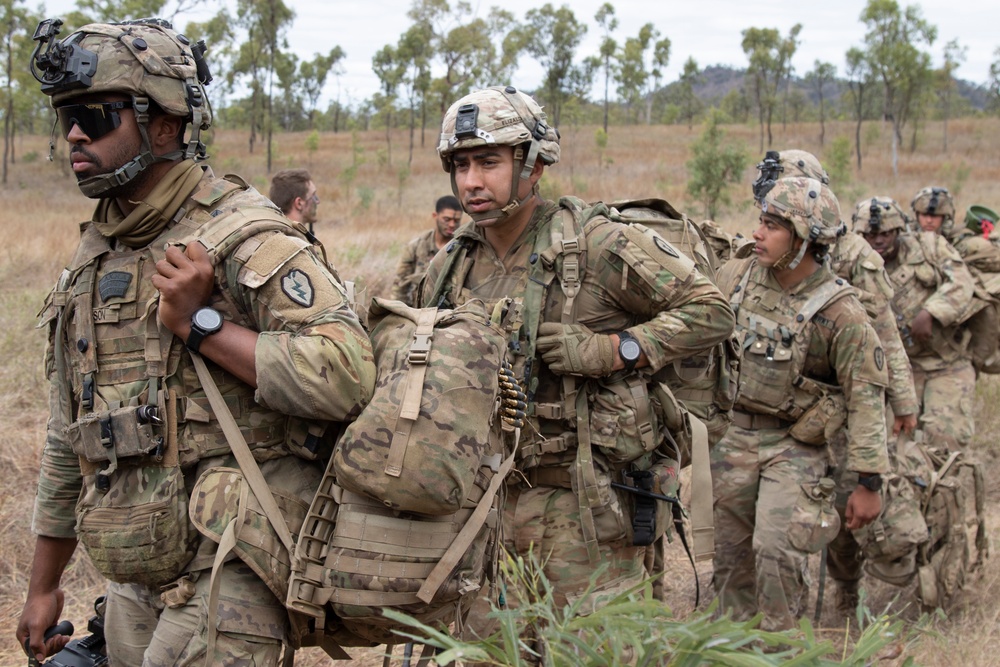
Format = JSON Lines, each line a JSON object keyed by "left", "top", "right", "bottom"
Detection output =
{"left": 385, "top": 308, "right": 438, "bottom": 477}
{"left": 687, "top": 414, "right": 715, "bottom": 562}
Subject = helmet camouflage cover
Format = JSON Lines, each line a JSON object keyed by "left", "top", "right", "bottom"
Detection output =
{"left": 753, "top": 149, "right": 830, "bottom": 202}
{"left": 38, "top": 19, "right": 211, "bottom": 129}
{"left": 437, "top": 85, "right": 560, "bottom": 173}
{"left": 911, "top": 186, "right": 956, "bottom": 221}
{"left": 757, "top": 176, "right": 845, "bottom": 245}
{"left": 852, "top": 196, "right": 909, "bottom": 234}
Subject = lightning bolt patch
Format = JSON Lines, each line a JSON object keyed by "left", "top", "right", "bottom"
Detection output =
{"left": 281, "top": 268, "right": 315, "bottom": 307}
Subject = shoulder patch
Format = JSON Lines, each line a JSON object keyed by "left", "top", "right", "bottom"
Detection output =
{"left": 618, "top": 223, "right": 695, "bottom": 282}
{"left": 281, "top": 269, "right": 315, "bottom": 307}
{"left": 874, "top": 346, "right": 885, "bottom": 371}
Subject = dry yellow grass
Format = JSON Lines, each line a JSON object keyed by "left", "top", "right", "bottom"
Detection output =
{"left": 1, "top": 116, "right": 1000, "bottom": 665}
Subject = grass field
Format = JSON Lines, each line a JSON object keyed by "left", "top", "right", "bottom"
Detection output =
{"left": 1, "top": 116, "right": 999, "bottom": 665}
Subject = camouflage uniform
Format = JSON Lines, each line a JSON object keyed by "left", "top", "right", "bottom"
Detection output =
{"left": 390, "top": 228, "right": 440, "bottom": 306}
{"left": 422, "top": 201, "right": 734, "bottom": 607}
{"left": 26, "top": 19, "right": 375, "bottom": 666}
{"left": 424, "top": 86, "right": 734, "bottom": 610}
{"left": 825, "top": 229, "right": 918, "bottom": 594}
{"left": 881, "top": 232, "right": 977, "bottom": 451}
{"left": 712, "top": 178, "right": 890, "bottom": 631}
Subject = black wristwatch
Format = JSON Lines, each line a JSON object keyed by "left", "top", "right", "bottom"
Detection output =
{"left": 186, "top": 307, "right": 224, "bottom": 354}
{"left": 857, "top": 473, "right": 883, "bottom": 492}
{"left": 617, "top": 330, "right": 642, "bottom": 372}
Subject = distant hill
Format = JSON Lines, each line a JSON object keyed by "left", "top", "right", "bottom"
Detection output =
{"left": 664, "top": 64, "right": 991, "bottom": 111}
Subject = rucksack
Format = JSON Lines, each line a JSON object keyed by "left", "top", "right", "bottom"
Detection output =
{"left": 284, "top": 296, "right": 524, "bottom": 647}
{"left": 854, "top": 431, "right": 988, "bottom": 609}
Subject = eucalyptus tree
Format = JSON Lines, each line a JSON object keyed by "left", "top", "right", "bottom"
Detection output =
{"left": 594, "top": 2, "right": 617, "bottom": 133}
{"left": 298, "top": 47, "right": 345, "bottom": 131}
{"left": 844, "top": 47, "right": 875, "bottom": 171}
{"left": 372, "top": 43, "right": 404, "bottom": 165}
{"left": 520, "top": 3, "right": 587, "bottom": 126}
{"left": 741, "top": 23, "right": 801, "bottom": 150}
{"left": 676, "top": 56, "right": 701, "bottom": 130}
{"left": 806, "top": 60, "right": 835, "bottom": 146}
{"left": 616, "top": 22, "right": 669, "bottom": 125}
{"left": 859, "top": 0, "right": 936, "bottom": 178}
{"left": 936, "top": 38, "right": 966, "bottom": 152}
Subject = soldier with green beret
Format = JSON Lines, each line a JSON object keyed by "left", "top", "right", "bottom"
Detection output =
{"left": 17, "top": 17, "right": 375, "bottom": 665}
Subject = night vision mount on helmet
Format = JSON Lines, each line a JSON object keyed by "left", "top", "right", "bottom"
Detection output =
{"left": 31, "top": 17, "right": 213, "bottom": 198}
{"left": 852, "top": 196, "right": 910, "bottom": 234}
{"left": 752, "top": 149, "right": 830, "bottom": 203}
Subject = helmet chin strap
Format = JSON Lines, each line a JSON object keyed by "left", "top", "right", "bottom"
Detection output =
{"left": 75, "top": 95, "right": 185, "bottom": 199}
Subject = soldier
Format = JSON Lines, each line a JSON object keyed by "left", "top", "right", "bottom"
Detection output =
{"left": 16, "top": 18, "right": 375, "bottom": 666}
{"left": 756, "top": 151, "right": 920, "bottom": 618}
{"left": 712, "top": 176, "right": 889, "bottom": 631}
{"left": 269, "top": 168, "right": 320, "bottom": 230}
{"left": 855, "top": 196, "right": 978, "bottom": 452}
{"left": 389, "top": 194, "right": 463, "bottom": 305}
{"left": 421, "top": 85, "right": 734, "bottom": 610}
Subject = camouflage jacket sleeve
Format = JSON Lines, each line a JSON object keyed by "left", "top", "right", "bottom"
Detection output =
{"left": 224, "top": 231, "right": 375, "bottom": 422}
{"left": 823, "top": 298, "right": 890, "bottom": 474}
{"left": 582, "top": 219, "right": 736, "bottom": 371}
{"left": 922, "top": 234, "right": 975, "bottom": 327}
{"left": 32, "top": 321, "right": 86, "bottom": 538}
{"left": 389, "top": 236, "right": 420, "bottom": 303}
{"left": 846, "top": 254, "right": 918, "bottom": 416}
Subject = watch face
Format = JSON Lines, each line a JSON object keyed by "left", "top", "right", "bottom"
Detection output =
{"left": 193, "top": 307, "right": 223, "bottom": 332}
{"left": 621, "top": 339, "right": 642, "bottom": 362}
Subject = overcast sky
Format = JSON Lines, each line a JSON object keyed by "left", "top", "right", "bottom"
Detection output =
{"left": 39, "top": 0, "right": 1000, "bottom": 108}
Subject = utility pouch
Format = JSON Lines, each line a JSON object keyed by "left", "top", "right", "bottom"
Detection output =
{"left": 67, "top": 405, "right": 163, "bottom": 463}
{"left": 76, "top": 462, "right": 194, "bottom": 587}
{"left": 588, "top": 376, "right": 659, "bottom": 464}
{"left": 787, "top": 477, "right": 841, "bottom": 553}
{"left": 787, "top": 391, "right": 847, "bottom": 446}
{"left": 649, "top": 381, "right": 694, "bottom": 465}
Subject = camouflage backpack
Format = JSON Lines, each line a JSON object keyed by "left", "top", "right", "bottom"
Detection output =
{"left": 854, "top": 431, "right": 988, "bottom": 609}
{"left": 285, "top": 296, "right": 524, "bottom": 647}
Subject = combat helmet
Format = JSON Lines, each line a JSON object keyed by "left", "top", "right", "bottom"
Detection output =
{"left": 852, "top": 196, "right": 909, "bottom": 234}
{"left": 911, "top": 186, "right": 956, "bottom": 233}
{"left": 30, "top": 17, "right": 213, "bottom": 198}
{"left": 757, "top": 175, "right": 846, "bottom": 270}
{"left": 438, "top": 85, "right": 560, "bottom": 223}
{"left": 753, "top": 149, "right": 830, "bottom": 202}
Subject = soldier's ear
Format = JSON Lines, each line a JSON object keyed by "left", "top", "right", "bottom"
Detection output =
{"left": 149, "top": 114, "right": 184, "bottom": 153}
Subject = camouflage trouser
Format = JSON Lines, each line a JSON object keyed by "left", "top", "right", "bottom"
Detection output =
{"left": 912, "top": 360, "right": 975, "bottom": 451}
{"left": 711, "top": 424, "right": 830, "bottom": 631}
{"left": 504, "top": 483, "right": 646, "bottom": 610}
{"left": 103, "top": 559, "right": 286, "bottom": 667}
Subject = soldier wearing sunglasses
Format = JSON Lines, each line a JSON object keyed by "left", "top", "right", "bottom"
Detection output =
{"left": 18, "top": 17, "right": 375, "bottom": 666}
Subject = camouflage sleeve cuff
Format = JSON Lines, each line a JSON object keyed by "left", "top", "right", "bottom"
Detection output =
{"left": 254, "top": 319, "right": 375, "bottom": 422}
{"left": 32, "top": 420, "right": 85, "bottom": 539}
{"left": 922, "top": 299, "right": 963, "bottom": 327}
{"left": 888, "top": 395, "right": 919, "bottom": 418}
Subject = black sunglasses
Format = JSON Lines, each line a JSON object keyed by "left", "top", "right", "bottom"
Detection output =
{"left": 56, "top": 101, "right": 133, "bottom": 140}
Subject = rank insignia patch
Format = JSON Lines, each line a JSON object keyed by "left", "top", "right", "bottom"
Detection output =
{"left": 99, "top": 271, "right": 132, "bottom": 302}
{"left": 281, "top": 269, "right": 314, "bottom": 307}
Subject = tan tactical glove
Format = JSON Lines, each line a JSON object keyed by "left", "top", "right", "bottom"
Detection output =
{"left": 537, "top": 322, "right": 615, "bottom": 377}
